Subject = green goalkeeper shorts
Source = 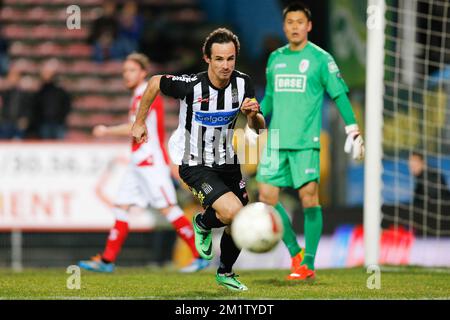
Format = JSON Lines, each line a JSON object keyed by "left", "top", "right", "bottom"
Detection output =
{"left": 256, "top": 148, "right": 320, "bottom": 189}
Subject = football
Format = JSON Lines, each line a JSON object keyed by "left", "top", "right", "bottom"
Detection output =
{"left": 231, "top": 202, "right": 284, "bottom": 253}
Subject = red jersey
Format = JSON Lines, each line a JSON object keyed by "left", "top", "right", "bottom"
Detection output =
{"left": 129, "top": 82, "right": 170, "bottom": 167}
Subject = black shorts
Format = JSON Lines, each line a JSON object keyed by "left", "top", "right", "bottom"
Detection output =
{"left": 179, "top": 163, "right": 249, "bottom": 208}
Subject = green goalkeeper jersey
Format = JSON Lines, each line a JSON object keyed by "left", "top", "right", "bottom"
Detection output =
{"left": 261, "top": 42, "right": 350, "bottom": 150}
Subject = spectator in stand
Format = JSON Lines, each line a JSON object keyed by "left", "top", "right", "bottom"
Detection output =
{"left": 88, "top": 0, "right": 119, "bottom": 45}
{"left": 0, "top": 67, "right": 34, "bottom": 139}
{"left": 32, "top": 59, "right": 71, "bottom": 139}
{"left": 139, "top": 10, "right": 174, "bottom": 65}
{"left": 118, "top": 1, "right": 144, "bottom": 47}
{"left": 90, "top": 1, "right": 133, "bottom": 62}
{"left": 409, "top": 151, "right": 450, "bottom": 234}
{"left": 0, "top": 25, "right": 9, "bottom": 76}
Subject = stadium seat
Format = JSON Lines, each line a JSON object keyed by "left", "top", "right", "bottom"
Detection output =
{"left": 3, "top": 25, "right": 27, "bottom": 38}
{"left": 33, "top": 25, "right": 57, "bottom": 39}
{"left": 65, "top": 130, "right": 92, "bottom": 141}
{"left": 36, "top": 42, "right": 63, "bottom": 56}
{"left": 65, "top": 44, "right": 92, "bottom": 57}
{"left": 0, "top": 7, "right": 22, "bottom": 21}
{"left": 28, "top": 7, "right": 46, "bottom": 20}
{"left": 100, "top": 61, "right": 124, "bottom": 75}
{"left": 11, "top": 59, "right": 38, "bottom": 73}
{"left": 68, "top": 61, "right": 98, "bottom": 73}
{"left": 67, "top": 113, "right": 89, "bottom": 127}
{"left": 9, "top": 42, "right": 28, "bottom": 56}
{"left": 108, "top": 79, "right": 127, "bottom": 92}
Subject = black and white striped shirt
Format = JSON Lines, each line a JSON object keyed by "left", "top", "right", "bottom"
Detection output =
{"left": 161, "top": 70, "right": 255, "bottom": 167}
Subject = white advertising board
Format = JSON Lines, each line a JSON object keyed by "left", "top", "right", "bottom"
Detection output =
{"left": 0, "top": 142, "right": 156, "bottom": 231}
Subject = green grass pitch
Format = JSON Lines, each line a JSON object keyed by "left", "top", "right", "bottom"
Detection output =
{"left": 0, "top": 266, "right": 449, "bottom": 299}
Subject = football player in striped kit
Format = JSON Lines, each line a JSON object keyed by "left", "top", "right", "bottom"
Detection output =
{"left": 132, "top": 29, "right": 266, "bottom": 291}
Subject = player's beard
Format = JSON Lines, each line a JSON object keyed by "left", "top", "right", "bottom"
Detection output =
{"left": 219, "top": 73, "right": 231, "bottom": 81}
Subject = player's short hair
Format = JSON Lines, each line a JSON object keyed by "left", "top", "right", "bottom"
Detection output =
{"left": 125, "top": 53, "right": 150, "bottom": 71}
{"left": 283, "top": 1, "right": 312, "bottom": 21}
{"left": 202, "top": 28, "right": 240, "bottom": 59}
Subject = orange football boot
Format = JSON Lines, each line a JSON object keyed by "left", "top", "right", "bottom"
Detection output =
{"left": 287, "top": 264, "right": 316, "bottom": 281}
{"left": 290, "top": 250, "right": 304, "bottom": 273}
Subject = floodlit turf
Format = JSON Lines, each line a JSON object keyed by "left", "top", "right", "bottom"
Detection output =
{"left": 0, "top": 266, "right": 449, "bottom": 300}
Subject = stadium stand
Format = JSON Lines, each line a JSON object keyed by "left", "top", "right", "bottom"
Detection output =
{"left": 1, "top": 0, "right": 206, "bottom": 141}
{"left": 0, "top": 0, "right": 215, "bottom": 268}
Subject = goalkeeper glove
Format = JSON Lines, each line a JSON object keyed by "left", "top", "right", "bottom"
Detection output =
{"left": 344, "top": 124, "right": 365, "bottom": 160}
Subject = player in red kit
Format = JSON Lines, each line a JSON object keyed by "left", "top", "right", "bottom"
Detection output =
{"left": 78, "top": 53, "right": 209, "bottom": 273}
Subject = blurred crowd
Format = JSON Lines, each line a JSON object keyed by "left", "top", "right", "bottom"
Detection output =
{"left": 89, "top": 1, "right": 143, "bottom": 63}
{"left": 0, "top": 60, "right": 71, "bottom": 140}
{"left": 0, "top": 0, "right": 205, "bottom": 141}
{"left": 89, "top": 0, "right": 203, "bottom": 72}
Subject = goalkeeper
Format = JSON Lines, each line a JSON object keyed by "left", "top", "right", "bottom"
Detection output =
{"left": 256, "top": 2, "right": 364, "bottom": 281}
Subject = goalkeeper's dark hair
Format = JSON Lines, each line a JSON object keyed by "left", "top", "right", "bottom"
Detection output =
{"left": 202, "top": 28, "right": 240, "bottom": 59}
{"left": 283, "top": 1, "right": 312, "bottom": 21}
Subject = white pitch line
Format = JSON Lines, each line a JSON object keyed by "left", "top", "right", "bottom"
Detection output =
{"left": 380, "top": 266, "right": 450, "bottom": 274}
{"left": 0, "top": 296, "right": 268, "bottom": 300}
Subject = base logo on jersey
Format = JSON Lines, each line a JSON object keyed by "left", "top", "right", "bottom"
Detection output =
{"left": 275, "top": 74, "right": 307, "bottom": 92}
{"left": 239, "top": 180, "right": 246, "bottom": 189}
{"left": 299, "top": 59, "right": 310, "bottom": 73}
{"left": 194, "top": 109, "right": 239, "bottom": 126}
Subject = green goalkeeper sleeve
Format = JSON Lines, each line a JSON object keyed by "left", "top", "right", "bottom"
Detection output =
{"left": 334, "top": 93, "right": 357, "bottom": 126}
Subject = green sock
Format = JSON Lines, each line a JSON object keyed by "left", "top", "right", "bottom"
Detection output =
{"left": 301, "top": 206, "right": 323, "bottom": 270}
{"left": 275, "top": 202, "right": 302, "bottom": 258}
